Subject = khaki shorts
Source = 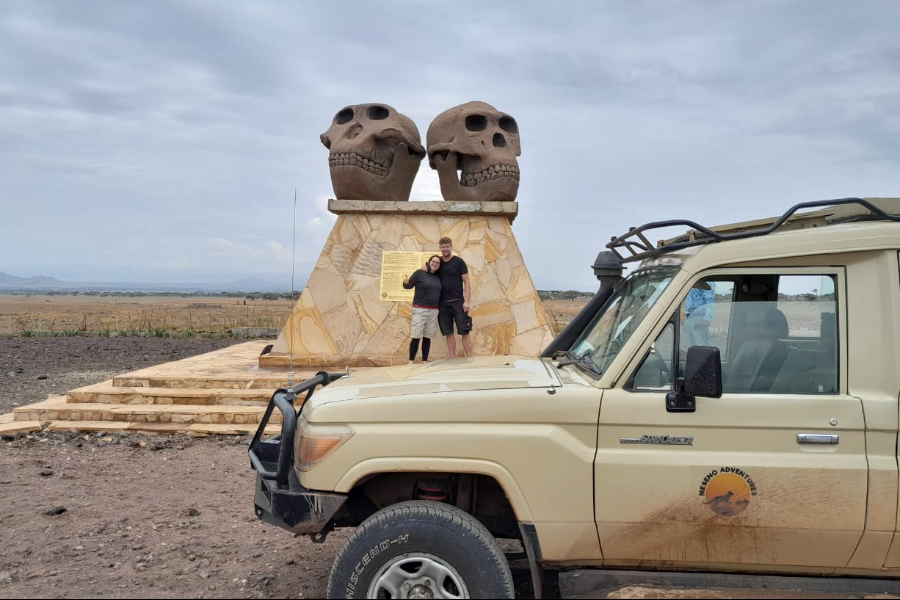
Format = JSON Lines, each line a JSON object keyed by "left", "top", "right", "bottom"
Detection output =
{"left": 411, "top": 307, "right": 439, "bottom": 339}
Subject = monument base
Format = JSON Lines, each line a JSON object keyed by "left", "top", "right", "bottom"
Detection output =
{"left": 259, "top": 199, "right": 553, "bottom": 368}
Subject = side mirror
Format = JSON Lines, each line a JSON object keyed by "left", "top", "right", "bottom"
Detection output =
{"left": 666, "top": 346, "right": 722, "bottom": 413}
{"left": 684, "top": 346, "right": 723, "bottom": 398}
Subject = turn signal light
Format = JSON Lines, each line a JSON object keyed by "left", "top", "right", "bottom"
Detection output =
{"left": 296, "top": 416, "right": 353, "bottom": 471}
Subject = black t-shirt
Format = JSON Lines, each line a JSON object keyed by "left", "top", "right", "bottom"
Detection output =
{"left": 437, "top": 255, "right": 468, "bottom": 303}
{"left": 403, "top": 270, "right": 441, "bottom": 308}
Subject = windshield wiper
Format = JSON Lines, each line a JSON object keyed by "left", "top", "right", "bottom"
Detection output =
{"left": 574, "top": 355, "right": 603, "bottom": 377}
{"left": 553, "top": 349, "right": 581, "bottom": 366}
{"left": 554, "top": 351, "right": 603, "bottom": 377}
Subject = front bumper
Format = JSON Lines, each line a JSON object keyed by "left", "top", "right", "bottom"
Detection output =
{"left": 249, "top": 372, "right": 347, "bottom": 534}
{"left": 252, "top": 443, "right": 347, "bottom": 534}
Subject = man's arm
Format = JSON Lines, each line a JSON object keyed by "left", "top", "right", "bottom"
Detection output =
{"left": 462, "top": 273, "right": 471, "bottom": 312}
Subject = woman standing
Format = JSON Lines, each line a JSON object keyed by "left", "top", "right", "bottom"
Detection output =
{"left": 403, "top": 255, "right": 442, "bottom": 364}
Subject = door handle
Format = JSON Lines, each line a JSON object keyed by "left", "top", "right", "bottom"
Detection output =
{"left": 797, "top": 433, "right": 840, "bottom": 445}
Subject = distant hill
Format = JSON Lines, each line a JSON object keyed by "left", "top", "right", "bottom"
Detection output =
{"left": 0, "top": 270, "right": 291, "bottom": 293}
{"left": 0, "top": 271, "right": 67, "bottom": 288}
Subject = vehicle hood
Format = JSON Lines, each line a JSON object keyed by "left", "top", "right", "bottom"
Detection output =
{"left": 307, "top": 356, "right": 561, "bottom": 406}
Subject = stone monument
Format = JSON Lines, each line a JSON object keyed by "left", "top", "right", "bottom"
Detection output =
{"left": 259, "top": 102, "right": 552, "bottom": 368}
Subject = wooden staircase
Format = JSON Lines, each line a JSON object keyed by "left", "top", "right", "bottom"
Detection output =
{"left": 1, "top": 341, "right": 324, "bottom": 437}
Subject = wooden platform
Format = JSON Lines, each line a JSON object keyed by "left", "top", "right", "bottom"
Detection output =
{"left": 1, "top": 341, "right": 326, "bottom": 437}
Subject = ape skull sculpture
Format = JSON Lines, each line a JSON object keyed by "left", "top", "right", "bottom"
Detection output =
{"left": 320, "top": 103, "right": 425, "bottom": 201}
{"left": 426, "top": 101, "right": 521, "bottom": 202}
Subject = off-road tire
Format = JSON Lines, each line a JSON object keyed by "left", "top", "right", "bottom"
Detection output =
{"left": 326, "top": 500, "right": 514, "bottom": 599}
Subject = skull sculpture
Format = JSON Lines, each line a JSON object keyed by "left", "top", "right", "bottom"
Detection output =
{"left": 320, "top": 103, "right": 426, "bottom": 201}
{"left": 426, "top": 101, "right": 521, "bottom": 202}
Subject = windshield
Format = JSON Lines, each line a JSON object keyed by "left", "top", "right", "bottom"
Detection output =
{"left": 570, "top": 267, "right": 678, "bottom": 376}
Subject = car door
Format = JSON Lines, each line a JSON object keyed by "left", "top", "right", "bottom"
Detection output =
{"left": 873, "top": 250, "right": 900, "bottom": 571}
{"left": 595, "top": 267, "right": 869, "bottom": 570}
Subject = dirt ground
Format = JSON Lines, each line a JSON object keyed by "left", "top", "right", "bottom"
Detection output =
{"left": 0, "top": 336, "right": 546, "bottom": 599}
{"left": 0, "top": 336, "right": 238, "bottom": 415}
{"left": 0, "top": 336, "right": 896, "bottom": 599}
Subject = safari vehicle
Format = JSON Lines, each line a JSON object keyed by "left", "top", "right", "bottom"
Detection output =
{"left": 250, "top": 198, "right": 900, "bottom": 598}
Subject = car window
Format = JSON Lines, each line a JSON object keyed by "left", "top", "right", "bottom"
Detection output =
{"left": 630, "top": 273, "right": 838, "bottom": 395}
{"left": 680, "top": 281, "right": 735, "bottom": 358}
{"left": 632, "top": 323, "right": 675, "bottom": 391}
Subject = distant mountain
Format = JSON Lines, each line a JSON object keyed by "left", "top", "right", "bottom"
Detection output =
{"left": 0, "top": 270, "right": 292, "bottom": 293}
{"left": 0, "top": 272, "right": 67, "bottom": 288}
{"left": 5, "top": 264, "right": 297, "bottom": 285}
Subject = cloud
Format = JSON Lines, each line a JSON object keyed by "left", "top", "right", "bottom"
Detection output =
{"left": 205, "top": 237, "right": 296, "bottom": 267}
{"left": 1, "top": 0, "right": 898, "bottom": 291}
{"left": 206, "top": 238, "right": 237, "bottom": 251}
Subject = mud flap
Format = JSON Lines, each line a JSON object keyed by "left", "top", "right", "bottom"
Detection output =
{"left": 519, "top": 523, "right": 544, "bottom": 600}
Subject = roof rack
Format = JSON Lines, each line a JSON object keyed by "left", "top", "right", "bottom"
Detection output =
{"left": 607, "top": 197, "right": 900, "bottom": 264}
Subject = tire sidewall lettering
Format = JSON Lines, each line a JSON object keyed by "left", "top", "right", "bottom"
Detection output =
{"left": 345, "top": 533, "right": 410, "bottom": 598}
{"left": 328, "top": 502, "right": 513, "bottom": 600}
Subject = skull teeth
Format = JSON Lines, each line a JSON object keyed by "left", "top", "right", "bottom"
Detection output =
{"left": 460, "top": 163, "right": 520, "bottom": 187}
{"left": 328, "top": 152, "right": 392, "bottom": 177}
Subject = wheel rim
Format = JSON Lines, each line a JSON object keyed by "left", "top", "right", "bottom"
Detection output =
{"left": 366, "top": 552, "right": 469, "bottom": 599}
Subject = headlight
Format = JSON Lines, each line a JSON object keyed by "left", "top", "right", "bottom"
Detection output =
{"left": 296, "top": 416, "right": 354, "bottom": 472}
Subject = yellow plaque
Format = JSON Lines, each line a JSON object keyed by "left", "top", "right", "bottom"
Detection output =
{"left": 380, "top": 251, "right": 438, "bottom": 302}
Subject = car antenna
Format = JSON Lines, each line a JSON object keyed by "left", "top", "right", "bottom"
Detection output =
{"left": 288, "top": 189, "right": 297, "bottom": 388}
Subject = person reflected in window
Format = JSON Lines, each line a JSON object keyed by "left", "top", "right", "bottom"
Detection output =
{"left": 683, "top": 281, "right": 716, "bottom": 347}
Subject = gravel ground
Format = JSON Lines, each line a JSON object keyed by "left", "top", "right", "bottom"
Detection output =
{"left": 0, "top": 336, "right": 238, "bottom": 415}
{"left": 0, "top": 336, "right": 894, "bottom": 599}
{"left": 0, "top": 336, "right": 545, "bottom": 599}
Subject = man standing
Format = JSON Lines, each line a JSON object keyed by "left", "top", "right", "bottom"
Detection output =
{"left": 437, "top": 236, "right": 472, "bottom": 358}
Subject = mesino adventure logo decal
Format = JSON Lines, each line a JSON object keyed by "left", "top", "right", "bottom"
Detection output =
{"left": 698, "top": 467, "right": 758, "bottom": 517}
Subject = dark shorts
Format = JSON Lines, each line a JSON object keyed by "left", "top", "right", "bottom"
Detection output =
{"left": 439, "top": 300, "right": 471, "bottom": 336}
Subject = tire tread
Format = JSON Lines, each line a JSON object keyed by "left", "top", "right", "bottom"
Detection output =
{"left": 327, "top": 500, "right": 514, "bottom": 598}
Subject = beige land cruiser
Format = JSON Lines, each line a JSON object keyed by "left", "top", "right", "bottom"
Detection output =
{"left": 250, "top": 198, "right": 900, "bottom": 599}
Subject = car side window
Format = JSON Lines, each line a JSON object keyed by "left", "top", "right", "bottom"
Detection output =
{"left": 685, "top": 274, "right": 838, "bottom": 395}
{"left": 631, "top": 273, "right": 839, "bottom": 395}
{"left": 680, "top": 280, "right": 735, "bottom": 359}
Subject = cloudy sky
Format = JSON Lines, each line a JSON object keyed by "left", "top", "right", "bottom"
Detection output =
{"left": 1, "top": 1, "right": 898, "bottom": 290}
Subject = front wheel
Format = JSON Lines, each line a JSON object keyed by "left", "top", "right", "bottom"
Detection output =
{"left": 326, "top": 500, "right": 514, "bottom": 599}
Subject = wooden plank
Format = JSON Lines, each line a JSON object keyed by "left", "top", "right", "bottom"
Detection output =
{"left": 47, "top": 421, "right": 131, "bottom": 432}
{"left": 188, "top": 423, "right": 280, "bottom": 436}
{"left": 0, "top": 421, "right": 42, "bottom": 435}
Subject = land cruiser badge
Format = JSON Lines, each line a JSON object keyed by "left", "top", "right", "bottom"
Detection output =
{"left": 620, "top": 435, "right": 693, "bottom": 446}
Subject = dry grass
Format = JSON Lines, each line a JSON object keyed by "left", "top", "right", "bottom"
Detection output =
{"left": 543, "top": 299, "right": 588, "bottom": 335}
{"left": 0, "top": 295, "right": 294, "bottom": 337}
{"left": 3, "top": 294, "right": 827, "bottom": 343}
{"left": 0, "top": 295, "right": 591, "bottom": 338}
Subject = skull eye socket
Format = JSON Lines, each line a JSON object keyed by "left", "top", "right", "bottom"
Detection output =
{"left": 367, "top": 105, "right": 390, "bottom": 120}
{"left": 335, "top": 108, "right": 353, "bottom": 124}
{"left": 499, "top": 116, "right": 518, "bottom": 134}
{"left": 465, "top": 115, "right": 488, "bottom": 132}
